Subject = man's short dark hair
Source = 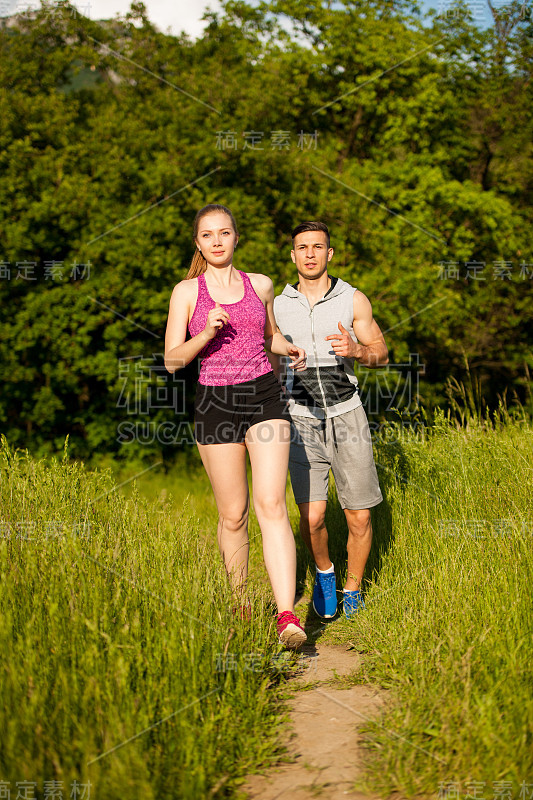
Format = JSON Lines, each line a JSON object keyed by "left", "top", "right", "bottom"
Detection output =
{"left": 291, "top": 221, "right": 330, "bottom": 250}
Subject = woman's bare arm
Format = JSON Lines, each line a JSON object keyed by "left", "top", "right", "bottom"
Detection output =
{"left": 249, "top": 273, "right": 306, "bottom": 370}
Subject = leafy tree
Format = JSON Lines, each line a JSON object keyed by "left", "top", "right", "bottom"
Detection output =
{"left": 0, "top": 0, "right": 531, "bottom": 463}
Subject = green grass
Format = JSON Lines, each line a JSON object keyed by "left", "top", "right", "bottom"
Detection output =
{"left": 0, "top": 437, "right": 299, "bottom": 799}
{"left": 1, "top": 408, "right": 532, "bottom": 799}
{"left": 314, "top": 410, "right": 533, "bottom": 798}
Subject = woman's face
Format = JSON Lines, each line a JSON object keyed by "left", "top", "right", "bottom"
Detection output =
{"left": 196, "top": 212, "right": 238, "bottom": 267}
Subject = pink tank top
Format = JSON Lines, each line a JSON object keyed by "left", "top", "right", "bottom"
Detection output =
{"left": 188, "top": 270, "right": 273, "bottom": 386}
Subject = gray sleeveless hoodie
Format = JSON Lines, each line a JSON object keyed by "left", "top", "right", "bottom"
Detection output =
{"left": 273, "top": 276, "right": 362, "bottom": 419}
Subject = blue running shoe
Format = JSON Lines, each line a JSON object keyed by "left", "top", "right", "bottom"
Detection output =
{"left": 312, "top": 569, "right": 337, "bottom": 618}
{"left": 343, "top": 590, "right": 365, "bottom": 619}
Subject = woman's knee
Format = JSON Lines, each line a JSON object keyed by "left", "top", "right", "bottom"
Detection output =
{"left": 253, "top": 494, "right": 287, "bottom": 522}
{"left": 219, "top": 506, "right": 249, "bottom": 534}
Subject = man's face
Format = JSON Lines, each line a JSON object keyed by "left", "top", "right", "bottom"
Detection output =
{"left": 291, "top": 231, "right": 334, "bottom": 282}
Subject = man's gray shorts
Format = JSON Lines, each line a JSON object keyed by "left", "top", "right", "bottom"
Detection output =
{"left": 289, "top": 405, "right": 383, "bottom": 510}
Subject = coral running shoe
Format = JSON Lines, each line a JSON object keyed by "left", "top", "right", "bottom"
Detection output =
{"left": 276, "top": 611, "right": 307, "bottom": 649}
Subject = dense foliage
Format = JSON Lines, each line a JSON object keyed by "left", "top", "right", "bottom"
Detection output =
{"left": 1, "top": 0, "right": 532, "bottom": 461}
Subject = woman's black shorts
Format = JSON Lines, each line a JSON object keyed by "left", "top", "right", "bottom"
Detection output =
{"left": 194, "top": 370, "right": 290, "bottom": 444}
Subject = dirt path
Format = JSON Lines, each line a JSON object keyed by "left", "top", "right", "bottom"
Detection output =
{"left": 244, "top": 643, "right": 384, "bottom": 800}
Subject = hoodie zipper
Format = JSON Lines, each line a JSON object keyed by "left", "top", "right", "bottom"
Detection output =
{"left": 310, "top": 303, "right": 328, "bottom": 413}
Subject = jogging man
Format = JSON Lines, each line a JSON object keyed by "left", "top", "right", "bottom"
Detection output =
{"left": 273, "top": 221, "right": 389, "bottom": 619}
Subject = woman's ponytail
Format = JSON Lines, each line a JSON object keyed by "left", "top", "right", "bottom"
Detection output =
{"left": 187, "top": 249, "right": 208, "bottom": 280}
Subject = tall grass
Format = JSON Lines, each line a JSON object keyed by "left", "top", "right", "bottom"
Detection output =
{"left": 2, "top": 402, "right": 532, "bottom": 800}
{"left": 86, "top": 407, "right": 533, "bottom": 800}
{"left": 325, "top": 408, "right": 533, "bottom": 797}
{"left": 0, "top": 436, "right": 293, "bottom": 799}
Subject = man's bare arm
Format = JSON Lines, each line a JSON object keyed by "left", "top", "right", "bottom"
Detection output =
{"left": 325, "top": 291, "right": 389, "bottom": 368}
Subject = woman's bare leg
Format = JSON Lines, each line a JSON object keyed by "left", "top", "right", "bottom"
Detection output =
{"left": 245, "top": 419, "right": 297, "bottom": 613}
{"left": 196, "top": 441, "right": 249, "bottom": 596}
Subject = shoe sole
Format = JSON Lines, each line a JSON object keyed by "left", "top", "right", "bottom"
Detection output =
{"left": 312, "top": 600, "right": 337, "bottom": 619}
{"left": 278, "top": 623, "right": 307, "bottom": 649}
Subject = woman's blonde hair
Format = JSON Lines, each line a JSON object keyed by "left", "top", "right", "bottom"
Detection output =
{"left": 186, "top": 204, "right": 239, "bottom": 280}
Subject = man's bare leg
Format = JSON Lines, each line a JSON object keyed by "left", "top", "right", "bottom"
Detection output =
{"left": 344, "top": 508, "right": 372, "bottom": 591}
{"left": 299, "top": 500, "right": 337, "bottom": 617}
{"left": 298, "top": 500, "right": 331, "bottom": 570}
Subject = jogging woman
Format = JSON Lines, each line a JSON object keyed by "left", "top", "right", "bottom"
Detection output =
{"left": 164, "top": 203, "right": 307, "bottom": 649}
